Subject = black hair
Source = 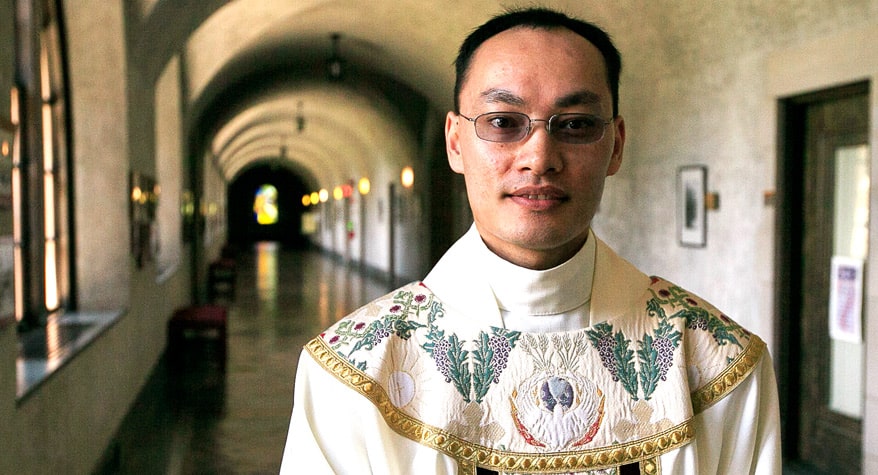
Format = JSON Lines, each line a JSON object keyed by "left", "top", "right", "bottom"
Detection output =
{"left": 453, "top": 7, "right": 622, "bottom": 116}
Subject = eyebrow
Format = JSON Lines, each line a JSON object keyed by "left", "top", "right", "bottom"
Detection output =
{"left": 479, "top": 88, "right": 603, "bottom": 109}
{"left": 480, "top": 88, "right": 525, "bottom": 106}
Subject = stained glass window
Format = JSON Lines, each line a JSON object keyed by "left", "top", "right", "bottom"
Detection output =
{"left": 254, "top": 184, "right": 278, "bottom": 225}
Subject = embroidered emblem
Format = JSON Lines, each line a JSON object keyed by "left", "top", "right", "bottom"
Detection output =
{"left": 510, "top": 334, "right": 605, "bottom": 449}
{"left": 425, "top": 327, "right": 521, "bottom": 403}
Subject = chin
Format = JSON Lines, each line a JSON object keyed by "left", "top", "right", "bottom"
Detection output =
{"left": 508, "top": 227, "right": 587, "bottom": 251}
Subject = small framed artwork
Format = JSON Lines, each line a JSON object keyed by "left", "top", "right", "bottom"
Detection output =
{"left": 677, "top": 165, "right": 707, "bottom": 247}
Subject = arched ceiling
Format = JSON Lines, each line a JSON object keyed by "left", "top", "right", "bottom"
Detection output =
{"left": 210, "top": 82, "right": 417, "bottom": 189}
{"left": 133, "top": 0, "right": 614, "bottom": 190}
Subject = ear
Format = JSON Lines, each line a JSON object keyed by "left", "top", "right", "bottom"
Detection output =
{"left": 445, "top": 111, "right": 465, "bottom": 175}
{"left": 606, "top": 116, "right": 625, "bottom": 176}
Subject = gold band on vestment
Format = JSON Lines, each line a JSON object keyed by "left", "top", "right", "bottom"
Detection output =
{"left": 306, "top": 337, "right": 691, "bottom": 473}
{"left": 690, "top": 335, "right": 765, "bottom": 414}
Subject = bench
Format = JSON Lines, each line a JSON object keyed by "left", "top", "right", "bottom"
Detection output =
{"left": 167, "top": 304, "right": 228, "bottom": 370}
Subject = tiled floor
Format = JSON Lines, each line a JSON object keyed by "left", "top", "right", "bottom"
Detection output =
{"left": 101, "top": 242, "right": 393, "bottom": 474}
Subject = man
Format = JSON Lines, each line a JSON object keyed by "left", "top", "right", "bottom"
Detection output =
{"left": 282, "top": 7, "right": 781, "bottom": 474}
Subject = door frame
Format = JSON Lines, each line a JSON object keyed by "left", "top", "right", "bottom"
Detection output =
{"left": 775, "top": 80, "right": 870, "bottom": 469}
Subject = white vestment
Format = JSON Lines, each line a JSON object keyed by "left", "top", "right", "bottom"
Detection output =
{"left": 281, "top": 227, "right": 781, "bottom": 474}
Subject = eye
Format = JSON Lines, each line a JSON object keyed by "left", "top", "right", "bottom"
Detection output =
{"left": 482, "top": 113, "right": 527, "bottom": 129}
{"left": 555, "top": 114, "right": 601, "bottom": 130}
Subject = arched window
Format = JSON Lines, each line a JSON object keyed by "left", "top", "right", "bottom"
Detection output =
{"left": 12, "top": 0, "right": 71, "bottom": 327}
{"left": 254, "top": 184, "right": 278, "bottom": 225}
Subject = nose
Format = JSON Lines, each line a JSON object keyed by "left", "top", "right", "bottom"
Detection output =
{"left": 515, "top": 121, "right": 563, "bottom": 175}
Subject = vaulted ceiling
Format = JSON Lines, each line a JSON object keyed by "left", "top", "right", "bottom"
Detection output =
{"left": 130, "top": 0, "right": 616, "bottom": 192}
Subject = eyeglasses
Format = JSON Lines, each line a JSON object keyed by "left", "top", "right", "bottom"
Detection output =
{"left": 459, "top": 111, "right": 613, "bottom": 144}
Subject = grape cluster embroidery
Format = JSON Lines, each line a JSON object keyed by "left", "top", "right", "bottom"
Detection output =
{"left": 488, "top": 334, "right": 512, "bottom": 382}
{"left": 586, "top": 323, "right": 639, "bottom": 399}
{"left": 424, "top": 328, "right": 520, "bottom": 403}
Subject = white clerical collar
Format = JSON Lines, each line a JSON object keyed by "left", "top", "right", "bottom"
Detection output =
{"left": 476, "top": 230, "right": 596, "bottom": 316}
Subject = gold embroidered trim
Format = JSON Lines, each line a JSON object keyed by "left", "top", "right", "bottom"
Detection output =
{"left": 690, "top": 335, "right": 765, "bottom": 414}
{"left": 306, "top": 337, "right": 693, "bottom": 473}
{"left": 641, "top": 456, "right": 661, "bottom": 475}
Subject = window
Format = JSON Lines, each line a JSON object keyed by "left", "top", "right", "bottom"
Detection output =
{"left": 254, "top": 184, "right": 278, "bottom": 225}
{"left": 13, "top": 0, "right": 71, "bottom": 327}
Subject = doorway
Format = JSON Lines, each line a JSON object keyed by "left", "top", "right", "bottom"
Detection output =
{"left": 227, "top": 164, "right": 309, "bottom": 249}
{"left": 777, "top": 81, "right": 869, "bottom": 474}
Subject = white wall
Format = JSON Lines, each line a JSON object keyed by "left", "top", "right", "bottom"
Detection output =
{"left": 68, "top": 0, "right": 129, "bottom": 310}
{"left": 155, "top": 55, "right": 183, "bottom": 280}
{"left": 759, "top": 20, "right": 878, "bottom": 475}
{"left": 590, "top": 3, "right": 878, "bottom": 470}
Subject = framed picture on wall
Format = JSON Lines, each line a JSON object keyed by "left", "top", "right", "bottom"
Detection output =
{"left": 677, "top": 165, "right": 707, "bottom": 247}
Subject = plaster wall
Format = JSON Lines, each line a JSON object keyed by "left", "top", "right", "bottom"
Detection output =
{"left": 594, "top": 0, "right": 878, "bottom": 354}
{"left": 590, "top": 3, "right": 878, "bottom": 470}
{"left": 67, "top": 0, "right": 130, "bottom": 310}
{"left": 155, "top": 56, "right": 184, "bottom": 279}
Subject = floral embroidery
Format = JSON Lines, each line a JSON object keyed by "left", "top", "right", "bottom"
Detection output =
{"left": 324, "top": 289, "right": 435, "bottom": 366}
{"left": 647, "top": 283, "right": 746, "bottom": 348}
{"left": 325, "top": 286, "right": 521, "bottom": 404}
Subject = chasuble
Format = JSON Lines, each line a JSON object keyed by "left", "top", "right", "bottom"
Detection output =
{"left": 281, "top": 228, "right": 781, "bottom": 474}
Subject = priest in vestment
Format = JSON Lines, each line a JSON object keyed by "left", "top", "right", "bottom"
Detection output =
{"left": 281, "top": 7, "right": 781, "bottom": 475}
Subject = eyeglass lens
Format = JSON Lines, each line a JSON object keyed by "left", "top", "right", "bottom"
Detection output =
{"left": 473, "top": 112, "right": 608, "bottom": 144}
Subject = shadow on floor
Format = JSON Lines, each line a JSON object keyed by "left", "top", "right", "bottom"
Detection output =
{"left": 94, "top": 340, "right": 232, "bottom": 475}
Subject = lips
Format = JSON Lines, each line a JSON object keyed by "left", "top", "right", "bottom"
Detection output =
{"left": 507, "top": 186, "right": 568, "bottom": 210}
{"left": 508, "top": 186, "right": 567, "bottom": 201}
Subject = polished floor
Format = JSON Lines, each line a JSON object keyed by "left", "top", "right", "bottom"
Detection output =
{"left": 101, "top": 242, "right": 393, "bottom": 474}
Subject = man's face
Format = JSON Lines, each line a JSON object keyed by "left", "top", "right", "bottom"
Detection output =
{"left": 446, "top": 27, "right": 625, "bottom": 270}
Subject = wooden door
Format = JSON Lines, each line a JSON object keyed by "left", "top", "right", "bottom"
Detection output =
{"left": 778, "top": 82, "right": 869, "bottom": 474}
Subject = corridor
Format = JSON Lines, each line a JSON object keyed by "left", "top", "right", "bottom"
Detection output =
{"left": 101, "top": 243, "right": 393, "bottom": 474}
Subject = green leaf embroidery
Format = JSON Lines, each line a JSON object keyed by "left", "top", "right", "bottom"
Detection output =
{"left": 613, "top": 330, "right": 639, "bottom": 400}
{"left": 471, "top": 333, "right": 494, "bottom": 403}
{"left": 637, "top": 333, "right": 660, "bottom": 400}
{"left": 445, "top": 334, "right": 472, "bottom": 403}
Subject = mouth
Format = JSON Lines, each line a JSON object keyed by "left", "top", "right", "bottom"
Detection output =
{"left": 509, "top": 185, "right": 566, "bottom": 199}
{"left": 507, "top": 186, "right": 568, "bottom": 209}
{"left": 518, "top": 194, "right": 558, "bottom": 200}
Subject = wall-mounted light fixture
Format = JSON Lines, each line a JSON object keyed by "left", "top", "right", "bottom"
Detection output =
{"left": 401, "top": 166, "right": 414, "bottom": 189}
{"left": 358, "top": 177, "right": 371, "bottom": 195}
{"left": 327, "top": 33, "right": 345, "bottom": 81}
{"left": 296, "top": 101, "right": 305, "bottom": 132}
